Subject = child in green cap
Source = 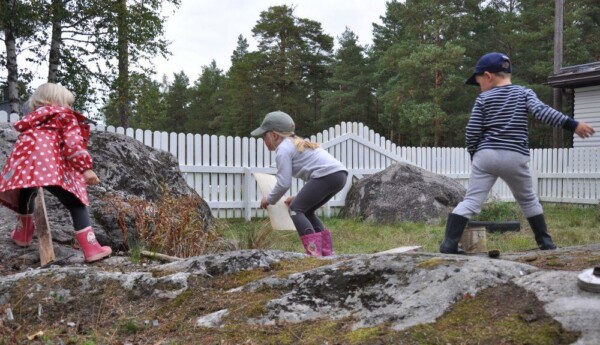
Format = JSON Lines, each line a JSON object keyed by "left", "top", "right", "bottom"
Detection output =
{"left": 252, "top": 111, "right": 347, "bottom": 257}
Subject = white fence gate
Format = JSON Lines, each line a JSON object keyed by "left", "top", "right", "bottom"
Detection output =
{"left": 2, "top": 111, "right": 599, "bottom": 219}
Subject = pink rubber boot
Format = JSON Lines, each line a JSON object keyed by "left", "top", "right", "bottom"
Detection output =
{"left": 321, "top": 229, "right": 334, "bottom": 256}
{"left": 11, "top": 214, "right": 35, "bottom": 247}
{"left": 75, "top": 227, "right": 112, "bottom": 262}
{"left": 300, "top": 232, "right": 322, "bottom": 257}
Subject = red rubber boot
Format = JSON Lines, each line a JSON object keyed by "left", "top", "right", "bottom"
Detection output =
{"left": 75, "top": 227, "right": 112, "bottom": 262}
{"left": 321, "top": 229, "right": 334, "bottom": 256}
{"left": 300, "top": 232, "right": 322, "bottom": 257}
{"left": 11, "top": 214, "right": 35, "bottom": 247}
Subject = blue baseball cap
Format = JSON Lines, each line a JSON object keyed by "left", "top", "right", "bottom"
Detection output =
{"left": 466, "top": 52, "right": 512, "bottom": 85}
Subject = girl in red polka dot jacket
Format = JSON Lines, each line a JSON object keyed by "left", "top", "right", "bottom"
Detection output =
{"left": 0, "top": 83, "right": 112, "bottom": 263}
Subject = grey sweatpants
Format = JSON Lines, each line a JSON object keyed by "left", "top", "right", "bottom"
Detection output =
{"left": 453, "top": 149, "right": 543, "bottom": 219}
{"left": 289, "top": 171, "right": 347, "bottom": 236}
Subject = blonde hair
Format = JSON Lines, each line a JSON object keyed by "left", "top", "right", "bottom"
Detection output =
{"left": 273, "top": 131, "right": 320, "bottom": 152}
{"left": 27, "top": 83, "right": 75, "bottom": 109}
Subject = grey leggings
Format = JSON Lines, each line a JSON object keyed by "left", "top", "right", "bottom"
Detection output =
{"left": 289, "top": 171, "right": 347, "bottom": 236}
{"left": 19, "top": 186, "right": 91, "bottom": 230}
{"left": 453, "top": 149, "right": 543, "bottom": 219}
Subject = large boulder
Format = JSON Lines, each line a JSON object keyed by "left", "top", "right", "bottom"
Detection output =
{"left": 340, "top": 162, "right": 466, "bottom": 224}
{"left": 0, "top": 123, "right": 213, "bottom": 259}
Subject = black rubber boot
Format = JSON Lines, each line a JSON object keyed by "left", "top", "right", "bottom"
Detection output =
{"left": 439, "top": 213, "right": 469, "bottom": 254}
{"left": 527, "top": 214, "right": 556, "bottom": 250}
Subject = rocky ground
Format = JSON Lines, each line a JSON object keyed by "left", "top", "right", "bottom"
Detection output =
{"left": 1, "top": 244, "right": 599, "bottom": 345}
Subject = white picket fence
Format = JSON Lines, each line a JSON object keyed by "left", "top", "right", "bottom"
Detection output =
{"left": 2, "top": 111, "right": 599, "bottom": 220}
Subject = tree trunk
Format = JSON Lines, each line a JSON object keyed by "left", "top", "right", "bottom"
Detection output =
{"left": 47, "top": 0, "right": 64, "bottom": 83}
{"left": 4, "top": 0, "right": 20, "bottom": 114}
{"left": 433, "top": 69, "right": 442, "bottom": 147}
{"left": 116, "top": 0, "right": 130, "bottom": 128}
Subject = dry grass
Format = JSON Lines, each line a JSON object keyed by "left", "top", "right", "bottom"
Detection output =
{"left": 103, "top": 189, "right": 222, "bottom": 258}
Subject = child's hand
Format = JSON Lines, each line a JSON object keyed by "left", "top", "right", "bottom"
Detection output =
{"left": 83, "top": 170, "right": 100, "bottom": 185}
{"left": 284, "top": 196, "right": 295, "bottom": 206}
{"left": 575, "top": 122, "right": 595, "bottom": 138}
{"left": 260, "top": 197, "right": 268, "bottom": 209}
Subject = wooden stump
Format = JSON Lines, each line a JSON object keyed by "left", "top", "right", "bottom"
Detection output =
{"left": 34, "top": 188, "right": 55, "bottom": 266}
{"left": 460, "top": 226, "right": 487, "bottom": 253}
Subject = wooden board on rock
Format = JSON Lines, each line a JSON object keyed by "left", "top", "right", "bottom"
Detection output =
{"left": 253, "top": 172, "right": 295, "bottom": 231}
{"left": 375, "top": 246, "right": 422, "bottom": 254}
{"left": 34, "top": 188, "right": 55, "bottom": 266}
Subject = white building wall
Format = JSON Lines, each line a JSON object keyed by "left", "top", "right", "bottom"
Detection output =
{"left": 574, "top": 85, "right": 600, "bottom": 148}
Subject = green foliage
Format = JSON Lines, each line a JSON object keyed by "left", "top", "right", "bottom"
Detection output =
{"left": 250, "top": 5, "right": 334, "bottom": 135}
{"left": 121, "top": 320, "right": 139, "bottom": 334}
{"left": 5, "top": 0, "right": 600, "bottom": 146}
{"left": 474, "top": 200, "right": 524, "bottom": 222}
{"left": 221, "top": 203, "right": 600, "bottom": 254}
{"left": 320, "top": 29, "right": 378, "bottom": 131}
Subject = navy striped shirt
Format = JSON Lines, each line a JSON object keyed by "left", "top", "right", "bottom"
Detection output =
{"left": 466, "top": 85, "right": 578, "bottom": 157}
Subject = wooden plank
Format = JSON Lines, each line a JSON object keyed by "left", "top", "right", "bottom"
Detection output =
{"left": 375, "top": 246, "right": 422, "bottom": 254}
{"left": 34, "top": 188, "right": 55, "bottom": 266}
{"left": 140, "top": 250, "right": 181, "bottom": 262}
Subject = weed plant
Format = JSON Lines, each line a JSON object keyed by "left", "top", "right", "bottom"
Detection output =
{"left": 103, "top": 189, "right": 222, "bottom": 258}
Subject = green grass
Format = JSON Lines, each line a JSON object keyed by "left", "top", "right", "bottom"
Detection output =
{"left": 219, "top": 202, "right": 600, "bottom": 254}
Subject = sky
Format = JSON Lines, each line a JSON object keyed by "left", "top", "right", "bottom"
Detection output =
{"left": 152, "top": 0, "right": 389, "bottom": 82}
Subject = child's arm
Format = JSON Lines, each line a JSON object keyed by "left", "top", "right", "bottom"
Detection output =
{"left": 525, "top": 89, "right": 593, "bottom": 137}
{"left": 61, "top": 112, "right": 93, "bottom": 173}
{"left": 465, "top": 99, "right": 485, "bottom": 158}
{"left": 267, "top": 153, "right": 292, "bottom": 205}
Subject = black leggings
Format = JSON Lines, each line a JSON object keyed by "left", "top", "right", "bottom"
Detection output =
{"left": 289, "top": 171, "right": 347, "bottom": 236}
{"left": 19, "top": 186, "right": 91, "bottom": 230}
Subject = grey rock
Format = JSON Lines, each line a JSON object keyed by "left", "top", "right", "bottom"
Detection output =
{"left": 196, "top": 309, "right": 229, "bottom": 328}
{"left": 340, "top": 162, "right": 466, "bottom": 224}
{"left": 0, "top": 248, "right": 598, "bottom": 343}
{"left": 250, "top": 253, "right": 537, "bottom": 330}
{"left": 152, "top": 250, "right": 306, "bottom": 277}
{"left": 0, "top": 123, "right": 213, "bottom": 262}
{"left": 515, "top": 270, "right": 600, "bottom": 345}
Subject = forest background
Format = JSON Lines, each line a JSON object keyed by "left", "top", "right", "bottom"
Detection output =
{"left": 2, "top": 0, "right": 600, "bottom": 148}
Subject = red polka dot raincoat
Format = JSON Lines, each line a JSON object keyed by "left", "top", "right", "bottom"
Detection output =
{"left": 0, "top": 105, "right": 93, "bottom": 212}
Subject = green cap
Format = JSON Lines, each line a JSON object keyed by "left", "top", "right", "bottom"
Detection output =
{"left": 251, "top": 111, "right": 295, "bottom": 136}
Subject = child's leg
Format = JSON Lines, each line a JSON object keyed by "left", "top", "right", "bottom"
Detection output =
{"left": 293, "top": 171, "right": 346, "bottom": 256}
{"left": 441, "top": 151, "right": 498, "bottom": 253}
{"left": 298, "top": 172, "right": 347, "bottom": 232}
{"left": 11, "top": 188, "right": 38, "bottom": 246}
{"left": 499, "top": 155, "right": 543, "bottom": 218}
{"left": 45, "top": 186, "right": 90, "bottom": 229}
{"left": 498, "top": 154, "right": 554, "bottom": 249}
{"left": 289, "top": 171, "right": 347, "bottom": 256}
{"left": 452, "top": 159, "right": 499, "bottom": 218}
{"left": 45, "top": 186, "right": 112, "bottom": 261}
{"left": 18, "top": 187, "right": 38, "bottom": 214}
{"left": 289, "top": 175, "right": 339, "bottom": 234}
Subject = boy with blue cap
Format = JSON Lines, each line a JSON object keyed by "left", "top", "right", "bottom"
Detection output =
{"left": 440, "top": 52, "right": 595, "bottom": 254}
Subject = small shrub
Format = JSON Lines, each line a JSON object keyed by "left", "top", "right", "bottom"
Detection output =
{"left": 218, "top": 218, "right": 278, "bottom": 250}
{"left": 244, "top": 220, "right": 274, "bottom": 249}
{"left": 121, "top": 320, "right": 139, "bottom": 334}
{"left": 102, "top": 188, "right": 221, "bottom": 258}
{"left": 475, "top": 200, "right": 523, "bottom": 222}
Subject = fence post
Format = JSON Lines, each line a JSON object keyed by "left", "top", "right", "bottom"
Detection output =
{"left": 244, "top": 167, "right": 252, "bottom": 220}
